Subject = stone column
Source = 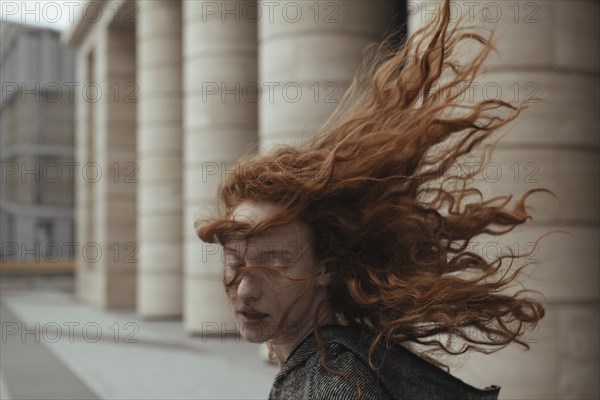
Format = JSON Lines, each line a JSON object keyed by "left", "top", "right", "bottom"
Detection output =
{"left": 409, "top": 1, "right": 599, "bottom": 399}
{"left": 136, "top": 0, "right": 183, "bottom": 318}
{"left": 91, "top": 22, "right": 138, "bottom": 309}
{"left": 74, "top": 50, "right": 95, "bottom": 303}
{"left": 182, "top": 0, "right": 258, "bottom": 333}
{"left": 258, "top": 0, "right": 403, "bottom": 151}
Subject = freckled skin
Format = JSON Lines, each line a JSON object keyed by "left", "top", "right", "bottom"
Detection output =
{"left": 226, "top": 200, "right": 337, "bottom": 364}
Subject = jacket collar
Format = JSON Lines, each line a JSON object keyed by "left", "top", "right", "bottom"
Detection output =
{"left": 272, "top": 327, "right": 321, "bottom": 381}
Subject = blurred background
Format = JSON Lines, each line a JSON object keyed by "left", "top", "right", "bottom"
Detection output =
{"left": 0, "top": 0, "right": 598, "bottom": 399}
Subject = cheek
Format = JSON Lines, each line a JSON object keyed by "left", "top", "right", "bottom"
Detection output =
{"left": 271, "top": 282, "right": 311, "bottom": 311}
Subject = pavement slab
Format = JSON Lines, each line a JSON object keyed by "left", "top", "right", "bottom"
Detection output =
{"left": 0, "top": 277, "right": 277, "bottom": 400}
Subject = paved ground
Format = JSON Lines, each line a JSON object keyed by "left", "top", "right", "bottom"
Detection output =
{"left": 0, "top": 275, "right": 277, "bottom": 400}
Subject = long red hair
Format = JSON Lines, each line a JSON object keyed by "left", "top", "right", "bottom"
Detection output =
{"left": 196, "top": 0, "right": 550, "bottom": 370}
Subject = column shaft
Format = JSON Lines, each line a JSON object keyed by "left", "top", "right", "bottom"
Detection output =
{"left": 92, "top": 23, "right": 138, "bottom": 309}
{"left": 259, "top": 0, "right": 403, "bottom": 150}
{"left": 136, "top": 0, "right": 183, "bottom": 318}
{"left": 183, "top": 0, "right": 259, "bottom": 333}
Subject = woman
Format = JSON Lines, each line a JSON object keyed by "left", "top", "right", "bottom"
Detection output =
{"left": 196, "top": 1, "right": 548, "bottom": 398}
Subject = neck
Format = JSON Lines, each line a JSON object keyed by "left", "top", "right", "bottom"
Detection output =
{"left": 270, "top": 310, "right": 338, "bottom": 368}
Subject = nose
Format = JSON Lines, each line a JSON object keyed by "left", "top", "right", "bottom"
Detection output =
{"left": 237, "top": 271, "right": 261, "bottom": 303}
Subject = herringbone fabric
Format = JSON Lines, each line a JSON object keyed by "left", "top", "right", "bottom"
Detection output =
{"left": 268, "top": 325, "right": 500, "bottom": 400}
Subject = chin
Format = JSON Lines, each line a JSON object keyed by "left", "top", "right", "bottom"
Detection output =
{"left": 236, "top": 318, "right": 275, "bottom": 343}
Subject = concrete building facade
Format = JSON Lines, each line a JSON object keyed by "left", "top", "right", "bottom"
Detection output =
{"left": 0, "top": 22, "right": 76, "bottom": 266}
{"left": 63, "top": 1, "right": 598, "bottom": 398}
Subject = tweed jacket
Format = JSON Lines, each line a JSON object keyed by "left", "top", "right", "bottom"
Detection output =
{"left": 268, "top": 325, "right": 500, "bottom": 400}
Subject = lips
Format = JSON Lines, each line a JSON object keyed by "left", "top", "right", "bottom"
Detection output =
{"left": 238, "top": 308, "right": 269, "bottom": 321}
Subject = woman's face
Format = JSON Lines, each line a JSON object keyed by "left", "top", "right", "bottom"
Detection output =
{"left": 224, "top": 200, "right": 331, "bottom": 345}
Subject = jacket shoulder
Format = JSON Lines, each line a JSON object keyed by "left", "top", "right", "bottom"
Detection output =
{"left": 320, "top": 325, "right": 501, "bottom": 400}
{"left": 307, "top": 341, "right": 393, "bottom": 400}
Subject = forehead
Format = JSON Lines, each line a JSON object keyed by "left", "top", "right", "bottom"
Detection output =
{"left": 231, "top": 200, "right": 281, "bottom": 225}
{"left": 229, "top": 200, "right": 311, "bottom": 249}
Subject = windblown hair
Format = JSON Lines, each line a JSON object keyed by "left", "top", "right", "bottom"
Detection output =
{"left": 196, "top": 0, "right": 549, "bottom": 370}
